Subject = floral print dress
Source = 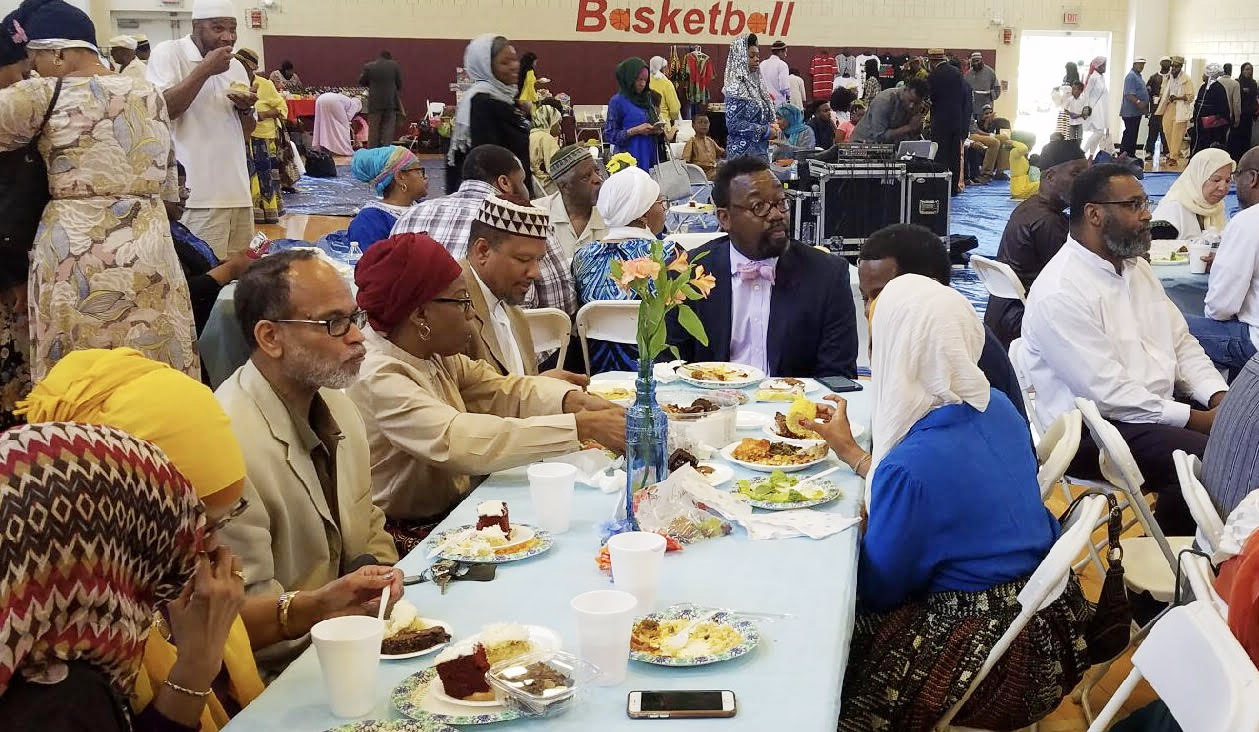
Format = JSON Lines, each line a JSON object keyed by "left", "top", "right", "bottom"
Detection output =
{"left": 0, "top": 75, "right": 198, "bottom": 381}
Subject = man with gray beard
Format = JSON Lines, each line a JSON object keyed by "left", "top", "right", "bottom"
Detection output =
{"left": 1021, "top": 164, "right": 1228, "bottom": 535}
{"left": 217, "top": 249, "right": 398, "bottom": 673}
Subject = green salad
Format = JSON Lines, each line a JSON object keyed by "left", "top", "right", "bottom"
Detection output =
{"left": 735, "top": 470, "right": 825, "bottom": 503}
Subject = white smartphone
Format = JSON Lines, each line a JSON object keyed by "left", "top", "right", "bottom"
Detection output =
{"left": 626, "top": 690, "right": 737, "bottom": 719}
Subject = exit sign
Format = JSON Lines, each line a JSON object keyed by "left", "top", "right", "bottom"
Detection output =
{"left": 1064, "top": 10, "right": 1081, "bottom": 24}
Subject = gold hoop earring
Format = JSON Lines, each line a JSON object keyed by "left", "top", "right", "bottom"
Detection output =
{"left": 418, "top": 320, "right": 431, "bottom": 340}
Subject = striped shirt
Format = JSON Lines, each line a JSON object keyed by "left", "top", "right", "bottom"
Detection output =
{"left": 1202, "top": 356, "right": 1259, "bottom": 517}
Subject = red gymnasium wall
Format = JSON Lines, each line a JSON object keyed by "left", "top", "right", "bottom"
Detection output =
{"left": 262, "top": 35, "right": 993, "bottom": 124}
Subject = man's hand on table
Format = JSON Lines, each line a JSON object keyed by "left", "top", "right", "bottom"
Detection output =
{"left": 574, "top": 407, "right": 627, "bottom": 455}
{"left": 542, "top": 368, "right": 590, "bottom": 387}
{"left": 563, "top": 389, "right": 619, "bottom": 412}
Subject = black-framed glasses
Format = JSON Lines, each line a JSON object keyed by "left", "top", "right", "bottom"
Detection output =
{"left": 729, "top": 198, "right": 790, "bottom": 218}
{"left": 271, "top": 309, "right": 368, "bottom": 337}
{"left": 432, "top": 296, "right": 474, "bottom": 311}
{"left": 207, "top": 497, "right": 249, "bottom": 534}
{"left": 1088, "top": 198, "right": 1154, "bottom": 213}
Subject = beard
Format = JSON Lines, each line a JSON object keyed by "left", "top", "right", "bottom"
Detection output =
{"left": 283, "top": 339, "right": 366, "bottom": 390}
{"left": 1101, "top": 216, "right": 1152, "bottom": 259}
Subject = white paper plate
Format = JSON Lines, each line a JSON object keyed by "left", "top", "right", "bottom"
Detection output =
{"left": 432, "top": 624, "right": 563, "bottom": 708}
{"left": 720, "top": 440, "right": 831, "bottom": 473}
{"left": 430, "top": 676, "right": 501, "bottom": 708}
{"left": 587, "top": 381, "right": 634, "bottom": 405}
{"left": 736, "top": 411, "right": 768, "bottom": 430}
{"left": 381, "top": 618, "right": 454, "bottom": 660}
{"left": 675, "top": 362, "right": 765, "bottom": 389}
{"left": 696, "top": 460, "right": 734, "bottom": 486}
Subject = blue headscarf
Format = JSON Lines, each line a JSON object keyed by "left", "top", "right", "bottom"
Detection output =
{"left": 777, "top": 104, "right": 807, "bottom": 145}
{"left": 351, "top": 146, "right": 420, "bottom": 197}
{"left": 16, "top": 0, "right": 96, "bottom": 51}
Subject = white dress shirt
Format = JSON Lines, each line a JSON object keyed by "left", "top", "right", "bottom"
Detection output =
{"left": 471, "top": 267, "right": 526, "bottom": 375}
{"left": 760, "top": 54, "right": 790, "bottom": 105}
{"left": 1204, "top": 205, "right": 1259, "bottom": 348}
{"left": 1023, "top": 238, "right": 1227, "bottom": 427}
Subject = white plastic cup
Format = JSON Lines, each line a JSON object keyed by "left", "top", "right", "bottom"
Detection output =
{"left": 1189, "top": 242, "right": 1212, "bottom": 274}
{"left": 607, "top": 531, "right": 667, "bottom": 611}
{"left": 571, "top": 589, "right": 638, "bottom": 685}
{"left": 310, "top": 615, "right": 385, "bottom": 717}
{"left": 527, "top": 462, "right": 577, "bottom": 533}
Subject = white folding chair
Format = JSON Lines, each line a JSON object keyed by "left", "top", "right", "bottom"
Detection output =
{"left": 668, "top": 141, "right": 686, "bottom": 160}
{"left": 521, "top": 308, "right": 571, "bottom": 369}
{"left": 1086, "top": 602, "right": 1259, "bottom": 732}
{"left": 664, "top": 232, "right": 723, "bottom": 251}
{"left": 1035, "top": 409, "right": 1082, "bottom": 501}
{"left": 851, "top": 265, "right": 870, "bottom": 371}
{"left": 575, "top": 301, "right": 641, "bottom": 376}
{"left": 684, "top": 163, "right": 709, "bottom": 185}
{"left": 1008, "top": 338, "right": 1047, "bottom": 439}
{"left": 1174, "top": 449, "right": 1225, "bottom": 557}
{"left": 934, "top": 494, "right": 1109, "bottom": 731}
{"left": 970, "top": 255, "right": 1027, "bottom": 302}
{"left": 1179, "top": 551, "right": 1228, "bottom": 620}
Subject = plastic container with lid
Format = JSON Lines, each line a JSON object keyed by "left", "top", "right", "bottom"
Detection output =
{"left": 657, "top": 388, "right": 740, "bottom": 458}
{"left": 485, "top": 650, "right": 599, "bottom": 718}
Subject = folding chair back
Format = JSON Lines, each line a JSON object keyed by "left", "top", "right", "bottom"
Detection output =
{"left": 575, "top": 301, "right": 641, "bottom": 375}
{"left": 521, "top": 308, "right": 572, "bottom": 367}
{"left": 1179, "top": 551, "right": 1228, "bottom": 620}
{"left": 1008, "top": 337, "right": 1048, "bottom": 438}
{"left": 664, "top": 232, "right": 724, "bottom": 251}
{"left": 970, "top": 255, "right": 1027, "bottom": 302}
{"left": 1036, "top": 409, "right": 1082, "bottom": 500}
{"left": 1174, "top": 450, "right": 1225, "bottom": 556}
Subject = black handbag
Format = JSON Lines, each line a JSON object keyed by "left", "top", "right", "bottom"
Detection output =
{"left": 0, "top": 77, "right": 62, "bottom": 254}
{"left": 1059, "top": 490, "right": 1133, "bottom": 664}
{"left": 305, "top": 147, "right": 338, "bottom": 178}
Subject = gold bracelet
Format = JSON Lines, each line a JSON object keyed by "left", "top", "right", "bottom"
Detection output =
{"left": 163, "top": 678, "right": 212, "bottom": 698}
{"left": 854, "top": 453, "right": 872, "bottom": 475}
{"left": 278, "top": 590, "right": 300, "bottom": 639}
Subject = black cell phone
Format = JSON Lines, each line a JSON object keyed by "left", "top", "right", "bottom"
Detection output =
{"left": 817, "top": 375, "right": 863, "bottom": 393}
{"left": 627, "top": 690, "right": 737, "bottom": 719}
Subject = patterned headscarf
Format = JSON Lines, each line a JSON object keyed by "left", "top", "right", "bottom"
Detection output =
{"left": 1085, "top": 56, "right": 1107, "bottom": 86}
{"left": 351, "top": 145, "right": 420, "bottom": 197}
{"left": 531, "top": 102, "right": 561, "bottom": 132}
{"left": 723, "top": 34, "right": 774, "bottom": 121}
{"left": 0, "top": 422, "right": 203, "bottom": 697}
{"left": 1205, "top": 62, "right": 1225, "bottom": 83}
{"left": 615, "top": 57, "right": 658, "bottom": 120}
{"left": 448, "top": 33, "right": 521, "bottom": 166}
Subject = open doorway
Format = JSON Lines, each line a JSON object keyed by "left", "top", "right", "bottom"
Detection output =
{"left": 1015, "top": 30, "right": 1111, "bottom": 153}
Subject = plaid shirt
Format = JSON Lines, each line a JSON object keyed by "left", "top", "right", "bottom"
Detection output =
{"left": 523, "top": 233, "right": 578, "bottom": 317}
{"left": 390, "top": 179, "right": 495, "bottom": 258}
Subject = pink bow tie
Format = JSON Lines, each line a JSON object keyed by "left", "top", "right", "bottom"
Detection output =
{"left": 737, "top": 261, "right": 776, "bottom": 284}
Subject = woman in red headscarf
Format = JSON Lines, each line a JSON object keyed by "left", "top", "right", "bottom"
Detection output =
{"left": 346, "top": 233, "right": 627, "bottom": 553}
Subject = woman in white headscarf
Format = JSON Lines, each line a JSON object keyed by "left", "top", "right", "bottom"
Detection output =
{"left": 808, "top": 275, "right": 1089, "bottom": 732}
{"left": 1151, "top": 146, "right": 1235, "bottom": 238}
{"left": 447, "top": 34, "right": 532, "bottom": 192}
{"left": 571, "top": 166, "right": 678, "bottom": 372}
{"left": 648, "top": 55, "right": 681, "bottom": 134}
{"left": 723, "top": 33, "right": 776, "bottom": 160}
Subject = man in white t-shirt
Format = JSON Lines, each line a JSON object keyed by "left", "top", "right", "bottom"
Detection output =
{"left": 147, "top": 0, "right": 257, "bottom": 258}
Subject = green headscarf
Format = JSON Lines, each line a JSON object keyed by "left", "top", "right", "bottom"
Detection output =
{"left": 615, "top": 57, "right": 659, "bottom": 122}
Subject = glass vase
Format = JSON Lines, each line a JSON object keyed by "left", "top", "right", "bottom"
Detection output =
{"left": 623, "top": 373, "right": 669, "bottom": 532}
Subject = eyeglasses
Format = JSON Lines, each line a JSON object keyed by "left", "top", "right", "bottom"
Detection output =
{"left": 432, "top": 296, "right": 474, "bottom": 311}
{"left": 1088, "top": 198, "right": 1154, "bottom": 213}
{"left": 729, "top": 198, "right": 790, "bottom": 218}
{"left": 207, "top": 497, "right": 249, "bottom": 534}
{"left": 271, "top": 309, "right": 368, "bottom": 337}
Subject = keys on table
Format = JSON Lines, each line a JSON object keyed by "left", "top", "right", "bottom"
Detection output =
{"left": 403, "top": 560, "right": 497, "bottom": 594}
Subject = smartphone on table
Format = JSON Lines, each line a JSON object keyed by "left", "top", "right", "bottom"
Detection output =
{"left": 627, "top": 690, "right": 737, "bottom": 719}
{"left": 817, "top": 375, "right": 863, "bottom": 393}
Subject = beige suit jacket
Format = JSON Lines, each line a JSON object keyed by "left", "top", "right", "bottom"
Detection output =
{"left": 347, "top": 328, "right": 581, "bottom": 521}
{"left": 1218, "top": 75, "right": 1242, "bottom": 126}
{"left": 217, "top": 360, "right": 397, "bottom": 597}
{"left": 463, "top": 263, "right": 538, "bottom": 376}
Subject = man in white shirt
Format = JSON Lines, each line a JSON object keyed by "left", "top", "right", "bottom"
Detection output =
{"left": 1023, "top": 163, "right": 1228, "bottom": 535}
{"left": 107, "top": 35, "right": 145, "bottom": 80}
{"left": 147, "top": 0, "right": 257, "bottom": 258}
{"left": 760, "top": 40, "right": 791, "bottom": 106}
{"left": 1190, "top": 147, "right": 1259, "bottom": 376}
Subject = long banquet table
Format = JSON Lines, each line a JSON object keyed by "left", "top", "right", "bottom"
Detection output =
{"left": 222, "top": 380, "right": 869, "bottom": 731}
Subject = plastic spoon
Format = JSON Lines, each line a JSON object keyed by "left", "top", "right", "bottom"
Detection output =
{"left": 377, "top": 585, "right": 390, "bottom": 623}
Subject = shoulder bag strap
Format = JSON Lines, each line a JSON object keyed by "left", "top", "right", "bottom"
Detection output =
{"left": 29, "top": 76, "right": 63, "bottom": 149}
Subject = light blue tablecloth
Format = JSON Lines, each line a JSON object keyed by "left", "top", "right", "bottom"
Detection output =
{"left": 1156, "top": 261, "right": 1208, "bottom": 316}
{"left": 222, "top": 383, "right": 869, "bottom": 731}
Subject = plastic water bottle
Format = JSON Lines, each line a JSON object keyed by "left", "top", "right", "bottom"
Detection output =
{"left": 346, "top": 241, "right": 363, "bottom": 266}
{"left": 1152, "top": 135, "right": 1162, "bottom": 172}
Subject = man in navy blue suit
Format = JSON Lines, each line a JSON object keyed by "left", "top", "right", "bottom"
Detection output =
{"left": 669, "top": 156, "right": 859, "bottom": 378}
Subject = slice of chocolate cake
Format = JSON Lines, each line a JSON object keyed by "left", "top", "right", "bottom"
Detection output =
{"left": 435, "top": 643, "right": 493, "bottom": 701}
{"left": 476, "top": 500, "right": 510, "bottom": 534}
{"left": 381, "top": 624, "right": 451, "bottom": 655}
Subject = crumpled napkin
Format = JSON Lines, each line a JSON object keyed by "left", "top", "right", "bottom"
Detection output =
{"left": 653, "top": 359, "right": 685, "bottom": 384}
{"left": 545, "top": 449, "right": 626, "bottom": 493}
{"left": 666, "top": 466, "right": 861, "bottom": 540}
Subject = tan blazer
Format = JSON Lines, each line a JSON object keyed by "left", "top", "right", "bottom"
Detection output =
{"left": 217, "top": 360, "right": 397, "bottom": 597}
{"left": 463, "top": 262, "right": 538, "bottom": 376}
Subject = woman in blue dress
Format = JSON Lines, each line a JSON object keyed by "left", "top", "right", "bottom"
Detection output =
{"left": 604, "top": 57, "right": 665, "bottom": 171}
{"left": 572, "top": 166, "right": 679, "bottom": 373}
{"left": 723, "top": 33, "right": 775, "bottom": 161}
{"left": 349, "top": 145, "right": 429, "bottom": 251}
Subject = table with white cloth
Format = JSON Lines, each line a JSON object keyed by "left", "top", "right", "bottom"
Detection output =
{"left": 221, "top": 378, "right": 869, "bottom": 731}
{"left": 1155, "top": 261, "right": 1208, "bottom": 317}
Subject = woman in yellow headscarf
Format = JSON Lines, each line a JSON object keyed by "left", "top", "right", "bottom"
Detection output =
{"left": 20, "top": 348, "right": 405, "bottom": 731}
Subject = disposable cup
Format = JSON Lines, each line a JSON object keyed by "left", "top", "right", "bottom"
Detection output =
{"left": 310, "top": 615, "right": 385, "bottom": 717}
{"left": 607, "top": 531, "right": 667, "bottom": 611}
{"left": 1189, "top": 242, "right": 1212, "bottom": 274}
{"left": 527, "top": 462, "right": 578, "bottom": 533}
{"left": 571, "top": 589, "right": 638, "bottom": 685}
